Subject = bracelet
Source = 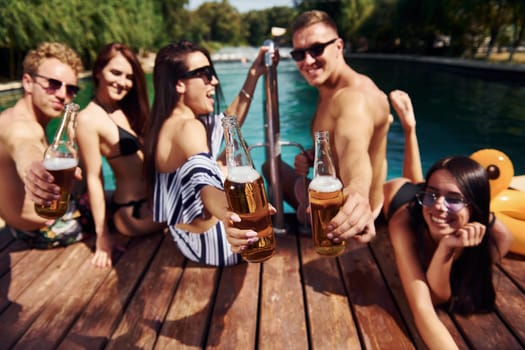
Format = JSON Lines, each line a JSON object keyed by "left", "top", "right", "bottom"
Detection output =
{"left": 240, "top": 88, "right": 251, "bottom": 100}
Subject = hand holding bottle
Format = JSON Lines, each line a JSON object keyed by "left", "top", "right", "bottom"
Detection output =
{"left": 222, "top": 115, "right": 276, "bottom": 263}
{"left": 325, "top": 191, "right": 376, "bottom": 243}
{"left": 33, "top": 103, "right": 80, "bottom": 219}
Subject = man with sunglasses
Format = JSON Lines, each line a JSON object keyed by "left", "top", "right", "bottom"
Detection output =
{"left": 0, "top": 42, "right": 92, "bottom": 248}
{"left": 277, "top": 10, "right": 390, "bottom": 244}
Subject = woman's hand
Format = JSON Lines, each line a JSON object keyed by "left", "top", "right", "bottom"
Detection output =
{"left": 223, "top": 204, "right": 277, "bottom": 253}
{"left": 441, "top": 222, "right": 486, "bottom": 249}
{"left": 91, "top": 232, "right": 116, "bottom": 268}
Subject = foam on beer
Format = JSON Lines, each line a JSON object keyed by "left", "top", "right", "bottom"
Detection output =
{"left": 227, "top": 165, "right": 260, "bottom": 183}
{"left": 43, "top": 157, "right": 78, "bottom": 170}
{"left": 309, "top": 175, "right": 342, "bottom": 192}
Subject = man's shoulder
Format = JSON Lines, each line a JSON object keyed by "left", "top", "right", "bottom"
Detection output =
{"left": 0, "top": 107, "right": 44, "bottom": 142}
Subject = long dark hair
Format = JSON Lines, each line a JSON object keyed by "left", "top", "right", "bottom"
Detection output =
{"left": 409, "top": 156, "right": 495, "bottom": 314}
{"left": 92, "top": 42, "right": 149, "bottom": 135}
{"left": 143, "top": 40, "right": 223, "bottom": 197}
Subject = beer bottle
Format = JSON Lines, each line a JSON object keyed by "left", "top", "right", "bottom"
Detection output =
{"left": 35, "top": 103, "right": 80, "bottom": 219}
{"left": 309, "top": 130, "right": 345, "bottom": 256}
{"left": 221, "top": 115, "right": 275, "bottom": 263}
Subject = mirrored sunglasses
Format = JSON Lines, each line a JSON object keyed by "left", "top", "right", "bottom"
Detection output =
{"left": 416, "top": 191, "right": 468, "bottom": 213}
{"left": 183, "top": 65, "right": 216, "bottom": 83}
{"left": 290, "top": 38, "right": 338, "bottom": 62}
{"left": 32, "top": 73, "right": 80, "bottom": 97}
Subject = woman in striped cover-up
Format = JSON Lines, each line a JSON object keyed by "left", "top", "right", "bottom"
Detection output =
{"left": 143, "top": 41, "right": 277, "bottom": 266}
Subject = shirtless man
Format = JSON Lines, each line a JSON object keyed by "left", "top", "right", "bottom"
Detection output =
{"left": 0, "top": 42, "right": 91, "bottom": 248}
{"left": 286, "top": 10, "right": 390, "bottom": 243}
{"left": 226, "top": 10, "right": 390, "bottom": 251}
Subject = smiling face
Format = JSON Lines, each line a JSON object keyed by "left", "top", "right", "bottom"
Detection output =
{"left": 97, "top": 53, "right": 133, "bottom": 103}
{"left": 422, "top": 169, "right": 472, "bottom": 241}
{"left": 180, "top": 51, "right": 218, "bottom": 115}
{"left": 292, "top": 22, "right": 341, "bottom": 87}
{"left": 28, "top": 57, "right": 78, "bottom": 118}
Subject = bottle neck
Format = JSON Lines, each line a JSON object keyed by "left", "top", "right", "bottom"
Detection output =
{"left": 52, "top": 103, "right": 79, "bottom": 145}
{"left": 222, "top": 115, "right": 254, "bottom": 169}
{"left": 313, "top": 131, "right": 336, "bottom": 178}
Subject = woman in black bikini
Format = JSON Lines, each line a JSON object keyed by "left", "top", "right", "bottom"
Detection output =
{"left": 77, "top": 43, "right": 165, "bottom": 268}
{"left": 383, "top": 90, "right": 513, "bottom": 349}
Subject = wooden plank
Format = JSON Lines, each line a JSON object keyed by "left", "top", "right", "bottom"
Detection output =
{"left": 206, "top": 261, "right": 261, "bottom": 349}
{"left": 339, "top": 239, "right": 415, "bottom": 349}
{"left": 452, "top": 310, "right": 522, "bottom": 349}
{"left": 258, "top": 234, "right": 308, "bottom": 350}
{"left": 493, "top": 268, "right": 525, "bottom": 346}
{"left": 499, "top": 253, "right": 525, "bottom": 291}
{"left": 0, "top": 240, "right": 32, "bottom": 314}
{"left": 57, "top": 233, "right": 164, "bottom": 350}
{"left": 105, "top": 236, "right": 186, "bottom": 350}
{"left": 0, "top": 239, "right": 31, "bottom": 277}
{"left": 370, "top": 223, "right": 470, "bottom": 350}
{"left": 300, "top": 235, "right": 361, "bottom": 349}
{"left": 155, "top": 262, "right": 220, "bottom": 349}
{"left": 12, "top": 243, "right": 112, "bottom": 349}
{"left": 0, "top": 242, "right": 88, "bottom": 348}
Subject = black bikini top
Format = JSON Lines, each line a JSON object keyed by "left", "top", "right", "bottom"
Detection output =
{"left": 107, "top": 125, "right": 141, "bottom": 160}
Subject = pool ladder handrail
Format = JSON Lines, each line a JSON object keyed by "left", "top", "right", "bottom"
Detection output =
{"left": 247, "top": 40, "right": 305, "bottom": 234}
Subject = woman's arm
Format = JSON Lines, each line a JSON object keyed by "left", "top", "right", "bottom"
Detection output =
{"left": 224, "top": 46, "right": 279, "bottom": 126}
{"left": 76, "top": 110, "right": 113, "bottom": 268}
{"left": 389, "top": 208, "right": 458, "bottom": 349}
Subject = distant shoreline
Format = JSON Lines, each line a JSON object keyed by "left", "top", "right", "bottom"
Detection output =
{"left": 2, "top": 52, "right": 525, "bottom": 93}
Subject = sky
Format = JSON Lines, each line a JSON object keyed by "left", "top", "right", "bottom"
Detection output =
{"left": 188, "top": 0, "right": 294, "bottom": 13}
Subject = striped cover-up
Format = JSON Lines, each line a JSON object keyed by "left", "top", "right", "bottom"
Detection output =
{"left": 153, "top": 114, "right": 241, "bottom": 266}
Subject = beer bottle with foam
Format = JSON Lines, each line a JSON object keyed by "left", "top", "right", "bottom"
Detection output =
{"left": 35, "top": 103, "right": 80, "bottom": 219}
{"left": 309, "top": 130, "right": 345, "bottom": 256}
{"left": 221, "top": 115, "right": 275, "bottom": 263}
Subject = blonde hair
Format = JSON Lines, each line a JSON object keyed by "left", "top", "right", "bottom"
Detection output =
{"left": 291, "top": 10, "right": 338, "bottom": 35}
{"left": 23, "top": 42, "right": 83, "bottom": 76}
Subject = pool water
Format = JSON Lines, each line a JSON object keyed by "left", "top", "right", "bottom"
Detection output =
{"left": 1, "top": 58, "right": 524, "bottom": 207}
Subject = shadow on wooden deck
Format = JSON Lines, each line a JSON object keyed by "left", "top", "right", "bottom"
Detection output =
{"left": 0, "top": 215, "right": 524, "bottom": 349}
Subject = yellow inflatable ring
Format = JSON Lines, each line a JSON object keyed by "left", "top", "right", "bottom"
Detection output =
{"left": 470, "top": 149, "right": 525, "bottom": 255}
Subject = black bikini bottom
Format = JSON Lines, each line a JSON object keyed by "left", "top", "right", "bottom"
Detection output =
{"left": 109, "top": 197, "right": 147, "bottom": 219}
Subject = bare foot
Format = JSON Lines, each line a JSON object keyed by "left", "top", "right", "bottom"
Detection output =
{"left": 389, "top": 90, "right": 416, "bottom": 131}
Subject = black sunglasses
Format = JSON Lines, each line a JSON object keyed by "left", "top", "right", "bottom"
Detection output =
{"left": 290, "top": 38, "right": 339, "bottom": 62}
{"left": 182, "top": 65, "right": 216, "bottom": 83}
{"left": 32, "top": 73, "right": 80, "bottom": 98}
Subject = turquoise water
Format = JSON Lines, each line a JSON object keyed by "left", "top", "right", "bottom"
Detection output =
{"left": 1, "top": 58, "right": 524, "bottom": 185}
{"left": 219, "top": 58, "right": 525, "bottom": 178}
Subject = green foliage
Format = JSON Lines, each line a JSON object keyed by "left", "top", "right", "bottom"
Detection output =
{"left": 0, "top": 0, "right": 524, "bottom": 80}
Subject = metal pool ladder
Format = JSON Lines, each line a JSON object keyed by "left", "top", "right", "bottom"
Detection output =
{"left": 248, "top": 40, "right": 305, "bottom": 234}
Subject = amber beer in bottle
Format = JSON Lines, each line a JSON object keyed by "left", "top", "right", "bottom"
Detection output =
{"left": 35, "top": 103, "right": 79, "bottom": 219}
{"left": 308, "top": 131, "right": 345, "bottom": 256}
{"left": 222, "top": 115, "right": 275, "bottom": 263}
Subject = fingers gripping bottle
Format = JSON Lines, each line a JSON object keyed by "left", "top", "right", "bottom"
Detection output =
{"left": 34, "top": 103, "right": 80, "bottom": 219}
{"left": 309, "top": 130, "right": 345, "bottom": 256}
{"left": 221, "top": 115, "right": 275, "bottom": 263}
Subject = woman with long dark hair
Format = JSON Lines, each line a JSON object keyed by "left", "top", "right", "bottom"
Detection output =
{"left": 77, "top": 43, "right": 165, "bottom": 268}
{"left": 383, "top": 90, "right": 513, "bottom": 349}
{"left": 143, "top": 41, "right": 276, "bottom": 266}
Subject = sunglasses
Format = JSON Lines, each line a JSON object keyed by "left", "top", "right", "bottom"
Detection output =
{"left": 182, "top": 65, "right": 216, "bottom": 83}
{"left": 290, "top": 38, "right": 338, "bottom": 62}
{"left": 32, "top": 73, "right": 80, "bottom": 98}
{"left": 416, "top": 191, "right": 469, "bottom": 213}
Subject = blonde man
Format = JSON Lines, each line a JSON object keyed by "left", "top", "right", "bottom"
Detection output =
{"left": 0, "top": 42, "right": 93, "bottom": 248}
